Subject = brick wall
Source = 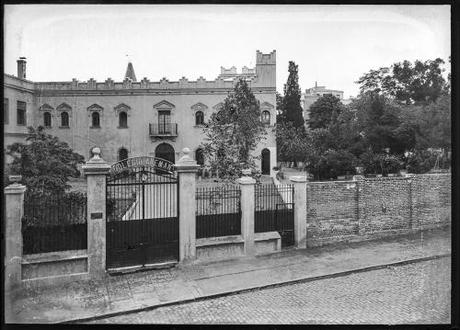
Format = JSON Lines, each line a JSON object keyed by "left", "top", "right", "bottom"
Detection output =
{"left": 307, "top": 181, "right": 358, "bottom": 240}
{"left": 412, "top": 174, "right": 451, "bottom": 230}
{"left": 306, "top": 173, "right": 451, "bottom": 247}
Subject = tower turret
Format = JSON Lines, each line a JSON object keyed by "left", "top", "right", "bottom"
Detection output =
{"left": 124, "top": 62, "right": 137, "bottom": 82}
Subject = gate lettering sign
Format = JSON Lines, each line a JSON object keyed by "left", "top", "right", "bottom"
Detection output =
{"left": 109, "top": 156, "right": 175, "bottom": 176}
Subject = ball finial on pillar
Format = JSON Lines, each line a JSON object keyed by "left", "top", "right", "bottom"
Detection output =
{"left": 8, "top": 175, "right": 22, "bottom": 186}
{"left": 91, "top": 147, "right": 101, "bottom": 160}
{"left": 176, "top": 147, "right": 197, "bottom": 167}
{"left": 242, "top": 169, "right": 252, "bottom": 176}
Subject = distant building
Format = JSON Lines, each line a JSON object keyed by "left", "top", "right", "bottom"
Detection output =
{"left": 302, "top": 82, "right": 352, "bottom": 122}
{"left": 4, "top": 50, "right": 277, "bottom": 176}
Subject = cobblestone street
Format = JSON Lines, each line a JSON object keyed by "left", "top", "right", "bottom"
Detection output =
{"left": 87, "top": 257, "right": 450, "bottom": 324}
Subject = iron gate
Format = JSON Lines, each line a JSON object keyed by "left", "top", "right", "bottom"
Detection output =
{"left": 106, "top": 156, "right": 179, "bottom": 270}
{"left": 255, "top": 184, "right": 294, "bottom": 248}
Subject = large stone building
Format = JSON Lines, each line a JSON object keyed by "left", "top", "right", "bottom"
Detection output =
{"left": 301, "top": 82, "right": 352, "bottom": 122}
{"left": 4, "top": 50, "right": 277, "bottom": 176}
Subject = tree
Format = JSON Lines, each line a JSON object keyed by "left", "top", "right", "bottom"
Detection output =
{"left": 352, "top": 92, "right": 415, "bottom": 155}
{"left": 201, "top": 78, "right": 267, "bottom": 180}
{"left": 276, "top": 121, "right": 311, "bottom": 164}
{"left": 6, "top": 126, "right": 85, "bottom": 196}
{"left": 357, "top": 58, "right": 447, "bottom": 105}
{"left": 308, "top": 94, "right": 345, "bottom": 130}
{"left": 279, "top": 61, "right": 304, "bottom": 128}
{"left": 401, "top": 94, "right": 451, "bottom": 151}
{"left": 275, "top": 92, "right": 284, "bottom": 123}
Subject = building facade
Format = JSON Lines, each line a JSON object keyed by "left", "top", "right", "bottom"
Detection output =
{"left": 4, "top": 50, "right": 277, "bottom": 176}
{"left": 302, "top": 82, "right": 352, "bottom": 122}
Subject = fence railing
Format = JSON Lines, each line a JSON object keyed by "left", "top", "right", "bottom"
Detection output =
{"left": 196, "top": 185, "right": 241, "bottom": 239}
{"left": 255, "top": 184, "right": 294, "bottom": 233}
{"left": 22, "top": 192, "right": 87, "bottom": 254}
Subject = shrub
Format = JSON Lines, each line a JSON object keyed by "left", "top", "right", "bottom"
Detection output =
{"left": 406, "top": 150, "right": 437, "bottom": 174}
{"left": 359, "top": 151, "right": 403, "bottom": 175}
{"left": 309, "top": 149, "right": 357, "bottom": 180}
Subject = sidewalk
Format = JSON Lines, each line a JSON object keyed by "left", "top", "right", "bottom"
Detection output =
{"left": 5, "top": 228, "right": 451, "bottom": 324}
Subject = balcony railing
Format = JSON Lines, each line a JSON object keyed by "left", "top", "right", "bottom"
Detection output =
{"left": 149, "top": 123, "right": 178, "bottom": 137}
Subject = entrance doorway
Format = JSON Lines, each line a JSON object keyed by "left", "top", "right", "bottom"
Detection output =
{"left": 261, "top": 148, "right": 270, "bottom": 175}
{"left": 155, "top": 143, "right": 175, "bottom": 163}
{"left": 106, "top": 156, "right": 179, "bottom": 270}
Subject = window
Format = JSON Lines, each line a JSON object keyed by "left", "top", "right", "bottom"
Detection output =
{"left": 4, "top": 98, "right": 9, "bottom": 124}
{"left": 158, "top": 110, "right": 171, "bottom": 134}
{"left": 61, "top": 112, "right": 69, "bottom": 127}
{"left": 217, "top": 148, "right": 225, "bottom": 161}
{"left": 261, "top": 111, "right": 270, "bottom": 125}
{"left": 195, "top": 148, "right": 204, "bottom": 165}
{"left": 91, "top": 112, "right": 100, "bottom": 128}
{"left": 118, "top": 148, "right": 128, "bottom": 161}
{"left": 43, "top": 112, "right": 52, "bottom": 127}
{"left": 17, "top": 101, "right": 26, "bottom": 125}
{"left": 195, "top": 111, "right": 204, "bottom": 126}
{"left": 119, "top": 111, "right": 128, "bottom": 128}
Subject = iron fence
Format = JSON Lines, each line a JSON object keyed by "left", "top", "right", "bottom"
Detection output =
{"left": 196, "top": 185, "right": 241, "bottom": 239}
{"left": 254, "top": 184, "right": 294, "bottom": 237}
{"left": 22, "top": 192, "right": 87, "bottom": 254}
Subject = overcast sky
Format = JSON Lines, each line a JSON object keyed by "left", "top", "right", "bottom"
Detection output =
{"left": 4, "top": 5, "right": 450, "bottom": 98}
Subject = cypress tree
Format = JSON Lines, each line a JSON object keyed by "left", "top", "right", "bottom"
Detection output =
{"left": 282, "top": 61, "right": 305, "bottom": 128}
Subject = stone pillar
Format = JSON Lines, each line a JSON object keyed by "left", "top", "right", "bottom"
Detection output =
{"left": 237, "top": 169, "right": 256, "bottom": 256}
{"left": 405, "top": 174, "right": 416, "bottom": 229}
{"left": 82, "top": 147, "right": 110, "bottom": 277}
{"left": 4, "top": 176, "right": 26, "bottom": 292}
{"left": 353, "top": 175, "right": 366, "bottom": 235}
{"left": 290, "top": 176, "right": 307, "bottom": 249}
{"left": 175, "top": 148, "right": 200, "bottom": 262}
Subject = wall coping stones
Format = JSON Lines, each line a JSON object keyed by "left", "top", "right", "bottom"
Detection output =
{"left": 22, "top": 249, "right": 88, "bottom": 265}
{"left": 254, "top": 231, "right": 281, "bottom": 242}
{"left": 290, "top": 176, "right": 308, "bottom": 183}
{"left": 196, "top": 235, "right": 244, "bottom": 247}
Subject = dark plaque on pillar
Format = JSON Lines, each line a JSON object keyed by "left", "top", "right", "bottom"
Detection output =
{"left": 91, "top": 212, "right": 103, "bottom": 220}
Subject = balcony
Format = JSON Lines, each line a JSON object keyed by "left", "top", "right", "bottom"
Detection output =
{"left": 149, "top": 123, "right": 178, "bottom": 138}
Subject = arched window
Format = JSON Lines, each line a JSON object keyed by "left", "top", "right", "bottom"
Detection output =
{"left": 119, "top": 111, "right": 128, "bottom": 128}
{"left": 118, "top": 148, "right": 128, "bottom": 161}
{"left": 195, "top": 111, "right": 204, "bottom": 126}
{"left": 43, "top": 112, "right": 51, "bottom": 127}
{"left": 155, "top": 143, "right": 175, "bottom": 164}
{"left": 91, "top": 112, "right": 100, "bottom": 128}
{"left": 61, "top": 112, "right": 69, "bottom": 127}
{"left": 261, "top": 111, "right": 271, "bottom": 125}
{"left": 195, "top": 148, "right": 204, "bottom": 165}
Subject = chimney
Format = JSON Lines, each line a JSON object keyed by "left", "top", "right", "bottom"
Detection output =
{"left": 17, "top": 57, "right": 27, "bottom": 79}
{"left": 315, "top": 81, "right": 317, "bottom": 88}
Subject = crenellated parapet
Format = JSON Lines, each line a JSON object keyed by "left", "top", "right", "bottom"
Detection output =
{"left": 33, "top": 76, "right": 273, "bottom": 93}
{"left": 256, "top": 50, "right": 276, "bottom": 65}
{"left": 27, "top": 50, "right": 276, "bottom": 93}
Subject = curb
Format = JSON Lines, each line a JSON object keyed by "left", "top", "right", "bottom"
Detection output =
{"left": 62, "top": 253, "right": 451, "bottom": 324}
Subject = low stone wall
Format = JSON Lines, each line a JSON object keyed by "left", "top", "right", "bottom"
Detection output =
{"left": 254, "top": 231, "right": 281, "bottom": 255}
{"left": 195, "top": 231, "right": 281, "bottom": 262}
{"left": 306, "top": 173, "right": 451, "bottom": 247}
{"left": 22, "top": 249, "right": 88, "bottom": 286}
{"left": 196, "top": 235, "right": 245, "bottom": 262}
